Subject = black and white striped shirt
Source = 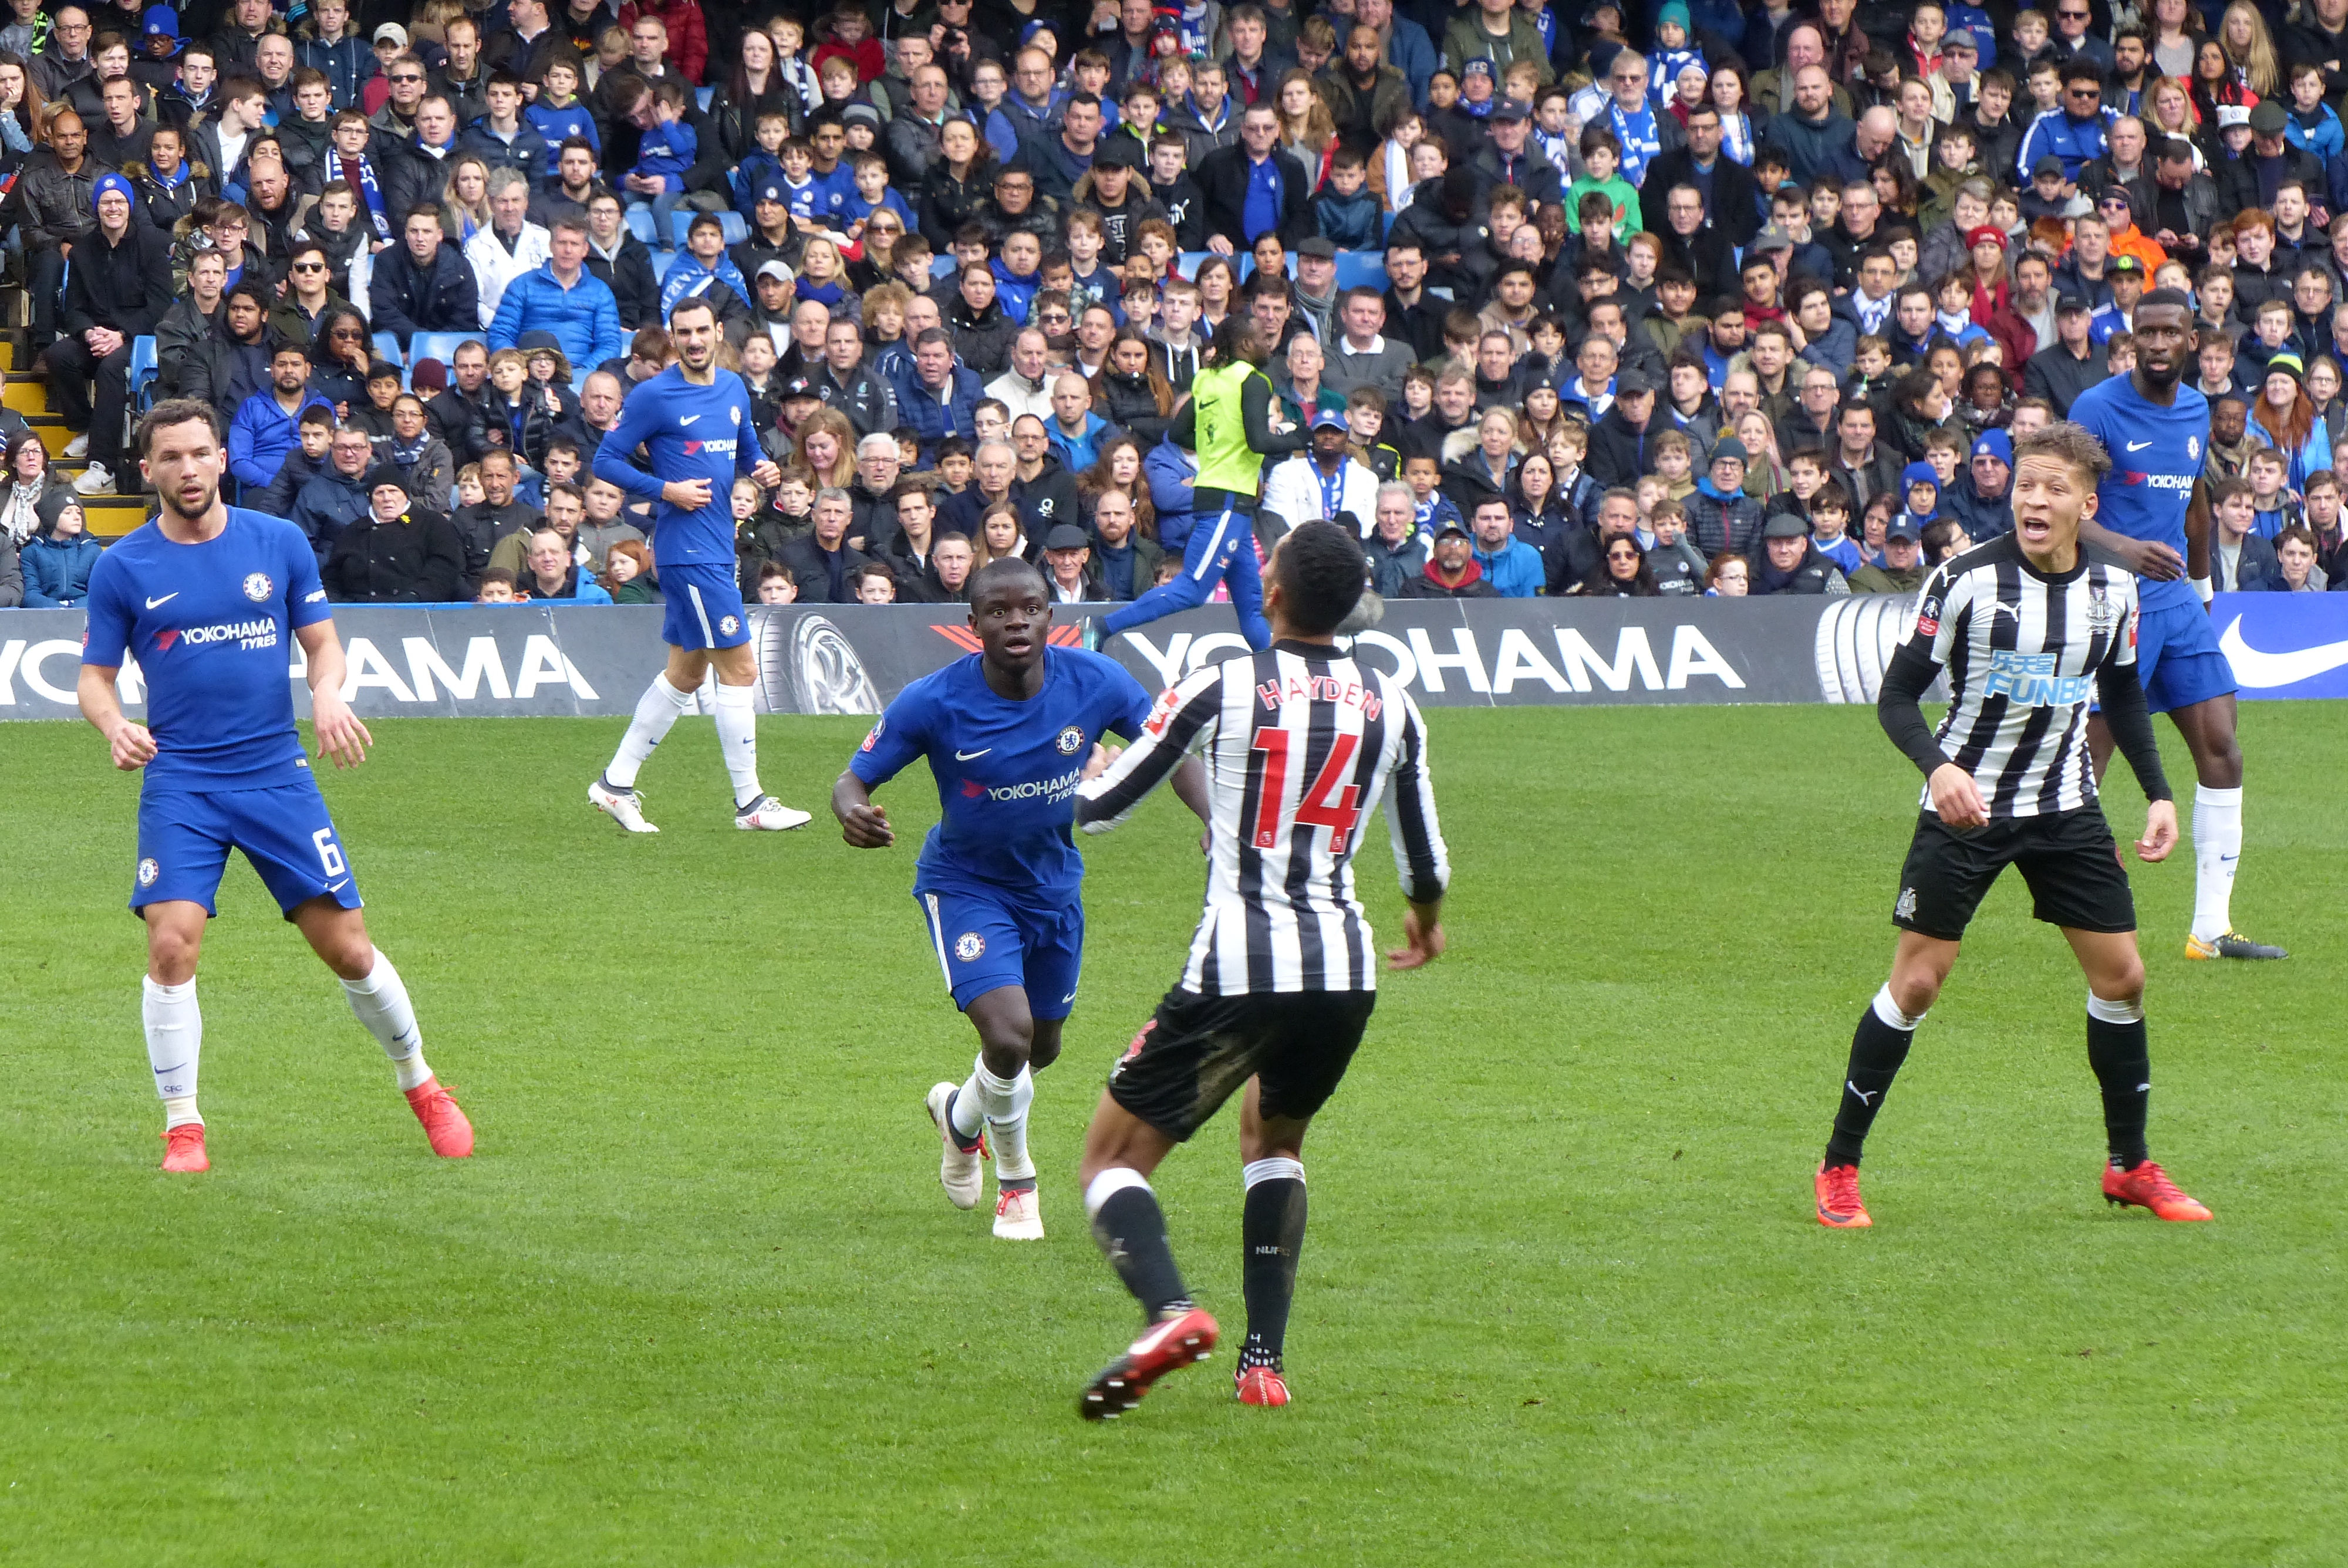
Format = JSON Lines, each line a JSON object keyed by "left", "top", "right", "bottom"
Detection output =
{"left": 1905, "top": 533, "right": 2142, "bottom": 819}
{"left": 1075, "top": 643, "right": 1450, "bottom": 995}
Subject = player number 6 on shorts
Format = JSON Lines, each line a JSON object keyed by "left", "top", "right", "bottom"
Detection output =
{"left": 313, "top": 829, "right": 347, "bottom": 878}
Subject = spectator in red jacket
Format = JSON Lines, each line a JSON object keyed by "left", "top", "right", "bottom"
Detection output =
{"left": 809, "top": 2, "right": 885, "bottom": 86}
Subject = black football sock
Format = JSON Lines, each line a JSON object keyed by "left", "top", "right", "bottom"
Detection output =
{"left": 1825, "top": 985, "right": 1925, "bottom": 1168}
{"left": 2085, "top": 994, "right": 2151, "bottom": 1170}
{"left": 1239, "top": 1160, "right": 1307, "bottom": 1373}
{"left": 1089, "top": 1179, "right": 1192, "bottom": 1321}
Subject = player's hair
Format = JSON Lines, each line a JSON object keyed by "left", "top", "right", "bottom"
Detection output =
{"left": 667, "top": 295, "right": 718, "bottom": 327}
{"left": 134, "top": 398, "right": 227, "bottom": 461}
{"left": 1270, "top": 519, "right": 1367, "bottom": 637}
{"left": 2013, "top": 421, "right": 2113, "bottom": 486}
{"left": 969, "top": 555, "right": 1045, "bottom": 602}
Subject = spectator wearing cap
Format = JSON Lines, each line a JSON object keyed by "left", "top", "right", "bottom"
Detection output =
{"left": 1850, "top": 520, "right": 1929, "bottom": 594}
{"left": 2087, "top": 256, "right": 2147, "bottom": 346}
{"left": 43, "top": 170, "right": 172, "bottom": 499}
{"left": 1263, "top": 408, "right": 1382, "bottom": 536}
{"left": 1038, "top": 521, "right": 1104, "bottom": 603}
{"left": 1685, "top": 437, "right": 1765, "bottom": 561}
{"left": 2022, "top": 294, "right": 2107, "bottom": 416}
{"left": 488, "top": 214, "right": 625, "bottom": 370}
{"left": 2014, "top": 59, "right": 2115, "bottom": 183}
{"left": 1948, "top": 428, "right": 2015, "bottom": 541}
{"left": 370, "top": 205, "right": 483, "bottom": 351}
{"left": 1751, "top": 511, "right": 1851, "bottom": 594}
{"left": 323, "top": 465, "right": 466, "bottom": 601}
{"left": 1467, "top": 98, "right": 1566, "bottom": 211}
{"left": 1639, "top": 101, "right": 1761, "bottom": 250}
{"left": 1399, "top": 521, "right": 1500, "bottom": 598}
{"left": 2218, "top": 100, "right": 2327, "bottom": 220}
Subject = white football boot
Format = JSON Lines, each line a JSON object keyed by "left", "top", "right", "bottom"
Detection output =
{"left": 588, "top": 777, "right": 659, "bottom": 833}
{"left": 992, "top": 1185, "right": 1044, "bottom": 1241}
{"left": 735, "top": 795, "right": 813, "bottom": 830}
{"left": 925, "top": 1082, "right": 984, "bottom": 1209}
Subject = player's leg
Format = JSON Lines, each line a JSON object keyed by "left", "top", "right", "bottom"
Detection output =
{"left": 709, "top": 638, "right": 811, "bottom": 829}
{"left": 1097, "top": 498, "right": 1245, "bottom": 639}
{"left": 974, "top": 904, "right": 1084, "bottom": 1238}
{"left": 1217, "top": 522, "right": 1274, "bottom": 651}
{"left": 918, "top": 891, "right": 1031, "bottom": 1211}
{"left": 143, "top": 901, "right": 212, "bottom": 1171}
{"left": 2060, "top": 927, "right": 2211, "bottom": 1219}
{"left": 593, "top": 643, "right": 707, "bottom": 832}
{"left": 2167, "top": 692, "right": 2283, "bottom": 959}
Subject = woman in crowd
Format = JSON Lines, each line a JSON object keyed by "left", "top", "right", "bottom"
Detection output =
{"left": 1733, "top": 410, "right": 1789, "bottom": 503}
{"left": 1441, "top": 405, "right": 1522, "bottom": 515}
{"left": 1567, "top": 532, "right": 1659, "bottom": 596}
{"left": 1274, "top": 69, "right": 1337, "bottom": 189}
{"left": 1517, "top": 381, "right": 1571, "bottom": 455}
{"left": 2191, "top": 38, "right": 2253, "bottom": 126}
{"left": 0, "top": 54, "right": 42, "bottom": 178}
{"left": 1, "top": 429, "right": 69, "bottom": 548}
{"left": 1091, "top": 332, "right": 1178, "bottom": 445}
{"left": 386, "top": 393, "right": 455, "bottom": 513}
{"left": 440, "top": 154, "right": 494, "bottom": 245}
{"left": 795, "top": 236, "right": 861, "bottom": 325}
{"left": 1710, "top": 62, "right": 1757, "bottom": 165}
{"left": 919, "top": 116, "right": 996, "bottom": 254}
{"left": 712, "top": 28, "right": 793, "bottom": 161}
{"left": 2151, "top": 0, "right": 2202, "bottom": 79}
{"left": 850, "top": 208, "right": 910, "bottom": 290}
{"left": 1510, "top": 451, "right": 1567, "bottom": 544}
{"left": 2248, "top": 353, "right": 2332, "bottom": 492}
{"left": 308, "top": 305, "right": 376, "bottom": 413}
{"left": 797, "top": 408, "right": 861, "bottom": 494}
{"left": 948, "top": 262, "right": 1017, "bottom": 375}
{"left": 1077, "top": 435, "right": 1157, "bottom": 536}
{"left": 1192, "top": 255, "right": 1238, "bottom": 333}
{"left": 973, "top": 502, "right": 1030, "bottom": 569}
{"left": 1375, "top": 102, "right": 1423, "bottom": 213}
{"left": 2217, "top": 1, "right": 2279, "bottom": 101}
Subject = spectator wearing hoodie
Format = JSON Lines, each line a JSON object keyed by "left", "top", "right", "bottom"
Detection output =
{"left": 18, "top": 490, "right": 103, "bottom": 606}
{"left": 1398, "top": 521, "right": 1501, "bottom": 597}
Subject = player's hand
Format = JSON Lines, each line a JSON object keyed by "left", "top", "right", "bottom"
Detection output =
{"left": 661, "top": 477, "right": 714, "bottom": 510}
{"left": 2136, "top": 799, "right": 2179, "bottom": 863}
{"left": 1386, "top": 905, "right": 1445, "bottom": 970}
{"left": 1081, "top": 741, "right": 1120, "bottom": 781}
{"left": 312, "top": 695, "right": 373, "bottom": 769}
{"left": 107, "top": 720, "right": 157, "bottom": 771}
{"left": 838, "top": 802, "right": 894, "bottom": 848}
{"left": 750, "top": 458, "right": 782, "bottom": 489}
{"left": 1928, "top": 762, "right": 1988, "bottom": 829}
{"left": 2106, "top": 535, "right": 2185, "bottom": 582}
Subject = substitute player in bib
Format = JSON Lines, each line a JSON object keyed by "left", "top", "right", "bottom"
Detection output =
{"left": 76, "top": 401, "right": 473, "bottom": 1173}
{"left": 1068, "top": 521, "right": 1451, "bottom": 1418}
{"left": 1089, "top": 316, "right": 1306, "bottom": 654}
{"left": 1814, "top": 422, "right": 2210, "bottom": 1231}
{"left": 588, "top": 295, "right": 810, "bottom": 835}
{"left": 2070, "top": 289, "right": 2285, "bottom": 962}
{"left": 832, "top": 560, "right": 1208, "bottom": 1240}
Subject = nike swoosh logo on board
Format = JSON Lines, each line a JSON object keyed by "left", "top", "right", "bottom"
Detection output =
{"left": 2217, "top": 614, "right": 2348, "bottom": 688}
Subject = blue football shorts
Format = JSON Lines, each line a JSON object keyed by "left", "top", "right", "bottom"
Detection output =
{"left": 660, "top": 560, "right": 751, "bottom": 650}
{"left": 2133, "top": 597, "right": 2237, "bottom": 714}
{"left": 133, "top": 776, "right": 363, "bottom": 920}
{"left": 915, "top": 884, "right": 1085, "bottom": 1019}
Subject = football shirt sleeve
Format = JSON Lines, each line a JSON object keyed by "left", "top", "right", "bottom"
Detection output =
{"left": 286, "top": 528, "right": 333, "bottom": 630}
{"left": 80, "top": 552, "right": 132, "bottom": 668}
{"left": 1099, "top": 658, "right": 1158, "bottom": 742}
{"left": 848, "top": 685, "right": 932, "bottom": 787}
{"left": 1075, "top": 663, "right": 1223, "bottom": 832}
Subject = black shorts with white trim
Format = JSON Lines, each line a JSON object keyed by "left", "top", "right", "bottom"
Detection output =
{"left": 1107, "top": 988, "right": 1379, "bottom": 1143}
{"left": 1891, "top": 807, "right": 2137, "bottom": 942}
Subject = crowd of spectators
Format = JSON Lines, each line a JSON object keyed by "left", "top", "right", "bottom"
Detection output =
{"left": 5, "top": 0, "right": 2348, "bottom": 609}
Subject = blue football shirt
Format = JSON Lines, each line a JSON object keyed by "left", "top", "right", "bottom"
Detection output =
{"left": 2069, "top": 374, "right": 2209, "bottom": 615}
{"left": 592, "top": 364, "right": 761, "bottom": 570}
{"left": 81, "top": 509, "right": 333, "bottom": 791}
{"left": 849, "top": 648, "right": 1157, "bottom": 900}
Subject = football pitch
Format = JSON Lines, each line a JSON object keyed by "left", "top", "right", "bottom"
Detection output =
{"left": 2, "top": 704, "right": 2343, "bottom": 1566}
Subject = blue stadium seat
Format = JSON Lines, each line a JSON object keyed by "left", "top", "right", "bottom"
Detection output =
{"left": 129, "top": 336, "right": 158, "bottom": 410}
{"left": 372, "top": 331, "right": 404, "bottom": 371}
{"left": 655, "top": 249, "right": 693, "bottom": 282}
{"left": 932, "top": 255, "right": 959, "bottom": 281}
{"left": 1332, "top": 254, "right": 1387, "bottom": 291}
{"left": 1177, "top": 251, "right": 1208, "bottom": 279}
{"left": 407, "top": 331, "right": 478, "bottom": 372}
{"left": 696, "top": 85, "right": 714, "bottom": 112}
{"left": 625, "top": 206, "right": 658, "bottom": 246}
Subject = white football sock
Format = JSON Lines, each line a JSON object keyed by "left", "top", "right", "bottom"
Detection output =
{"left": 950, "top": 1054, "right": 1020, "bottom": 1141}
{"left": 605, "top": 674, "right": 694, "bottom": 790}
{"left": 988, "top": 1064, "right": 1037, "bottom": 1182}
{"left": 2190, "top": 785, "right": 2244, "bottom": 942}
{"left": 340, "top": 949, "right": 433, "bottom": 1091}
{"left": 143, "top": 976, "right": 203, "bottom": 1127}
{"left": 713, "top": 681, "right": 763, "bottom": 807}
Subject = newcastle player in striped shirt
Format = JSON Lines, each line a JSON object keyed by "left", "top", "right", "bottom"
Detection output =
{"left": 1067, "top": 521, "right": 1451, "bottom": 1418}
{"left": 1815, "top": 423, "right": 2214, "bottom": 1231}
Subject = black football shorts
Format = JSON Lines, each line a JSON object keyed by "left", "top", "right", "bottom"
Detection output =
{"left": 1892, "top": 807, "right": 2138, "bottom": 941}
{"left": 1107, "top": 988, "right": 1379, "bottom": 1143}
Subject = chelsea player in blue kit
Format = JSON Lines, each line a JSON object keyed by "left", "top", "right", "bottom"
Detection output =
{"left": 76, "top": 402, "right": 474, "bottom": 1173}
{"left": 2070, "top": 291, "right": 2286, "bottom": 962}
{"left": 588, "top": 295, "right": 812, "bottom": 834}
{"left": 832, "top": 560, "right": 1209, "bottom": 1239}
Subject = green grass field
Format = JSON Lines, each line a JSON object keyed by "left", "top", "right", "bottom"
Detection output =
{"left": 2, "top": 704, "right": 2343, "bottom": 1566}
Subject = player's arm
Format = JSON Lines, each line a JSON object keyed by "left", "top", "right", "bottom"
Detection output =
{"left": 1240, "top": 370, "right": 1307, "bottom": 451}
{"left": 833, "top": 701, "right": 928, "bottom": 848}
{"left": 2096, "top": 625, "right": 2179, "bottom": 861}
{"left": 1075, "top": 667, "right": 1223, "bottom": 833}
{"left": 591, "top": 390, "right": 711, "bottom": 513}
{"left": 1876, "top": 568, "right": 1983, "bottom": 827}
{"left": 1101, "top": 676, "right": 1213, "bottom": 834}
{"left": 296, "top": 620, "right": 373, "bottom": 768}
{"left": 2077, "top": 514, "right": 2185, "bottom": 582}
{"left": 1384, "top": 688, "right": 1449, "bottom": 971}
{"left": 77, "top": 663, "right": 154, "bottom": 771}
{"left": 736, "top": 383, "right": 781, "bottom": 490}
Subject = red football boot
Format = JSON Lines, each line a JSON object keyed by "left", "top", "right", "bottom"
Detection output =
{"left": 1078, "top": 1307, "right": 1219, "bottom": 1420}
{"left": 1816, "top": 1162, "right": 1872, "bottom": 1228}
{"left": 1236, "top": 1365, "right": 1291, "bottom": 1407}
{"left": 404, "top": 1077, "right": 474, "bottom": 1158}
{"left": 2102, "top": 1160, "right": 2211, "bottom": 1221}
{"left": 160, "top": 1123, "right": 209, "bottom": 1173}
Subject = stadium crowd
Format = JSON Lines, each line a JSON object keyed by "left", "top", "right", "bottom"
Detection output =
{"left": 6, "top": 0, "right": 2348, "bottom": 610}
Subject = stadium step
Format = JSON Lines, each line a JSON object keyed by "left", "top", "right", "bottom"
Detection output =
{"left": 1, "top": 328, "right": 149, "bottom": 535}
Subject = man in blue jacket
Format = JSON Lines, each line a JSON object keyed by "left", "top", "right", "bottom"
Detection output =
{"left": 370, "top": 206, "right": 481, "bottom": 352}
{"left": 1468, "top": 495, "right": 1546, "bottom": 596}
{"left": 2016, "top": 62, "right": 2116, "bottom": 181}
{"left": 892, "top": 329, "right": 984, "bottom": 460}
{"left": 292, "top": 424, "right": 377, "bottom": 563}
{"left": 228, "top": 344, "right": 336, "bottom": 495}
{"left": 488, "top": 217, "right": 624, "bottom": 370}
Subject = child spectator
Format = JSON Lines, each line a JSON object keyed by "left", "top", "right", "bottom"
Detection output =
{"left": 2284, "top": 60, "right": 2344, "bottom": 163}
{"left": 525, "top": 56, "right": 598, "bottom": 185}
{"left": 731, "top": 111, "right": 791, "bottom": 221}
{"left": 855, "top": 561, "right": 899, "bottom": 603}
{"left": 1565, "top": 129, "right": 1641, "bottom": 243}
{"left": 629, "top": 81, "right": 697, "bottom": 252}
{"left": 18, "top": 494, "right": 103, "bottom": 607}
{"left": 1894, "top": 460, "right": 1945, "bottom": 535}
{"left": 1806, "top": 481, "right": 1864, "bottom": 574}
{"left": 1402, "top": 452, "right": 1462, "bottom": 535}
{"left": 475, "top": 567, "right": 520, "bottom": 603}
{"left": 1314, "top": 147, "right": 1381, "bottom": 249}
{"left": 2246, "top": 448, "right": 2299, "bottom": 538}
{"left": 842, "top": 150, "right": 915, "bottom": 236}
{"left": 757, "top": 560, "right": 801, "bottom": 603}
{"left": 602, "top": 539, "right": 656, "bottom": 602}
{"left": 1647, "top": 4, "right": 1705, "bottom": 106}
{"left": 1651, "top": 430, "right": 1697, "bottom": 502}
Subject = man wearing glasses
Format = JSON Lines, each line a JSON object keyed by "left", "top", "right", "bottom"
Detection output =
{"left": 367, "top": 51, "right": 429, "bottom": 141}
{"left": 2016, "top": 61, "right": 2116, "bottom": 183}
{"left": 29, "top": 3, "right": 92, "bottom": 101}
{"left": 2049, "top": 0, "right": 2117, "bottom": 71}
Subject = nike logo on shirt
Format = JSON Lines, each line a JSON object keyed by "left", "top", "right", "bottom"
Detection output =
{"left": 955, "top": 748, "right": 991, "bottom": 759}
{"left": 681, "top": 414, "right": 701, "bottom": 424}
{"left": 146, "top": 593, "right": 180, "bottom": 608}
{"left": 2126, "top": 440, "right": 2153, "bottom": 451}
